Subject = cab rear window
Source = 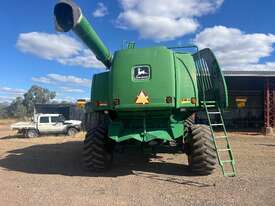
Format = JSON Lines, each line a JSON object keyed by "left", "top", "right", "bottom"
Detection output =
{"left": 40, "top": 117, "right": 49, "bottom": 123}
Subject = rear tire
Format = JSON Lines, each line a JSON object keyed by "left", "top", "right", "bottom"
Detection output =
{"left": 186, "top": 124, "right": 217, "bottom": 175}
{"left": 26, "top": 129, "right": 39, "bottom": 138}
{"left": 83, "top": 126, "right": 114, "bottom": 171}
{"left": 82, "top": 112, "right": 114, "bottom": 172}
{"left": 185, "top": 114, "right": 195, "bottom": 129}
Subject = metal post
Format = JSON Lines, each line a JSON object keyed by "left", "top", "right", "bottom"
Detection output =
{"left": 264, "top": 78, "right": 274, "bottom": 135}
{"left": 264, "top": 78, "right": 270, "bottom": 128}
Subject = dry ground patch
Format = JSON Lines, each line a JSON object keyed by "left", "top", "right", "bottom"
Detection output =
{"left": 0, "top": 122, "right": 275, "bottom": 206}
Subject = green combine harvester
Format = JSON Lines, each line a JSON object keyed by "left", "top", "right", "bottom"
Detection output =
{"left": 54, "top": 0, "right": 236, "bottom": 176}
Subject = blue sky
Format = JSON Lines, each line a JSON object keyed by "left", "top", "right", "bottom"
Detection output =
{"left": 1, "top": 0, "right": 275, "bottom": 103}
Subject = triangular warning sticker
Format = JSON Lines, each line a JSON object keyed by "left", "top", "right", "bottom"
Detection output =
{"left": 135, "top": 90, "right": 149, "bottom": 104}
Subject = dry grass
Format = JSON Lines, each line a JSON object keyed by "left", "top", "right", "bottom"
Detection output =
{"left": 0, "top": 118, "right": 18, "bottom": 125}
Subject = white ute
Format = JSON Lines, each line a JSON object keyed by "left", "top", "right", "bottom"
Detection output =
{"left": 11, "top": 114, "right": 82, "bottom": 138}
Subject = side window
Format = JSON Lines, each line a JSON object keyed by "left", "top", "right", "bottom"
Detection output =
{"left": 40, "top": 116, "right": 49, "bottom": 123}
{"left": 51, "top": 116, "right": 59, "bottom": 123}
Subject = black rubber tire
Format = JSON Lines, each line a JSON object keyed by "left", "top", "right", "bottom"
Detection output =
{"left": 26, "top": 129, "right": 39, "bottom": 138}
{"left": 185, "top": 114, "right": 194, "bottom": 129}
{"left": 83, "top": 112, "right": 114, "bottom": 172}
{"left": 84, "top": 112, "right": 109, "bottom": 132}
{"left": 67, "top": 127, "right": 78, "bottom": 136}
{"left": 186, "top": 124, "right": 217, "bottom": 175}
{"left": 180, "top": 114, "right": 195, "bottom": 151}
{"left": 83, "top": 126, "right": 114, "bottom": 171}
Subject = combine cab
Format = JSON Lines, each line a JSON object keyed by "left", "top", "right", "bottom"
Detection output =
{"left": 54, "top": 0, "right": 236, "bottom": 176}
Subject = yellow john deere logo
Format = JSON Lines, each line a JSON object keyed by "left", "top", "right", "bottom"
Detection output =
{"left": 135, "top": 90, "right": 150, "bottom": 104}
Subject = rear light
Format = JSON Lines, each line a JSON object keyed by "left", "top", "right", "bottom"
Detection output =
{"left": 166, "top": 96, "right": 173, "bottom": 104}
{"left": 191, "top": 97, "right": 197, "bottom": 104}
{"left": 94, "top": 101, "right": 108, "bottom": 107}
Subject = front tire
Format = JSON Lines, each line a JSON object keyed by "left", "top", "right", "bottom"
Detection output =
{"left": 186, "top": 124, "right": 217, "bottom": 175}
{"left": 67, "top": 127, "right": 78, "bottom": 136}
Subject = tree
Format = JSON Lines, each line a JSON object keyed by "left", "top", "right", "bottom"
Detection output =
{"left": 0, "top": 103, "right": 9, "bottom": 118}
{"left": 7, "top": 97, "right": 27, "bottom": 118}
{"left": 23, "top": 85, "right": 56, "bottom": 116}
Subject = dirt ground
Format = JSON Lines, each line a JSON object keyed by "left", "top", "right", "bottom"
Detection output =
{"left": 0, "top": 122, "right": 275, "bottom": 206}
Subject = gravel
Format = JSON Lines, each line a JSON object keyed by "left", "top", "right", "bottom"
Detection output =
{"left": 0, "top": 123, "right": 275, "bottom": 206}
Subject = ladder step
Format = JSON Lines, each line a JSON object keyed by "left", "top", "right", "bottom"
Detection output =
{"left": 221, "top": 160, "right": 233, "bottom": 163}
{"left": 224, "top": 172, "right": 235, "bottom": 177}
{"left": 215, "top": 136, "right": 227, "bottom": 139}
{"left": 202, "top": 101, "right": 216, "bottom": 104}
{"left": 218, "top": 148, "right": 231, "bottom": 152}
{"left": 205, "top": 105, "right": 216, "bottom": 108}
{"left": 208, "top": 112, "right": 220, "bottom": 114}
{"left": 211, "top": 123, "right": 223, "bottom": 126}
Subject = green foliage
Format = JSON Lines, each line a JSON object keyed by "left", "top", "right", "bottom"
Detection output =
{"left": 7, "top": 97, "right": 27, "bottom": 118}
{"left": 1, "top": 85, "right": 56, "bottom": 118}
{"left": 0, "top": 103, "right": 9, "bottom": 118}
{"left": 23, "top": 85, "right": 56, "bottom": 116}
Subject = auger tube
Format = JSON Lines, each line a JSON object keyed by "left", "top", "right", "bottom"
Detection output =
{"left": 54, "top": 0, "right": 112, "bottom": 68}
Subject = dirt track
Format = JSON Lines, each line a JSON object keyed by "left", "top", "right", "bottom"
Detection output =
{"left": 0, "top": 122, "right": 275, "bottom": 206}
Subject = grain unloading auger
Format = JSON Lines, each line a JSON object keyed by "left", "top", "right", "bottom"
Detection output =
{"left": 54, "top": 0, "right": 236, "bottom": 177}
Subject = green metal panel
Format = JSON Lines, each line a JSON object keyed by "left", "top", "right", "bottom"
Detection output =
{"left": 108, "top": 119, "right": 183, "bottom": 142}
{"left": 108, "top": 110, "right": 184, "bottom": 142}
{"left": 111, "top": 47, "right": 176, "bottom": 111}
{"left": 91, "top": 72, "right": 111, "bottom": 110}
{"left": 174, "top": 53, "right": 199, "bottom": 108}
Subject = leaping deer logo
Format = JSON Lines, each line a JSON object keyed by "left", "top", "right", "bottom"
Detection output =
{"left": 136, "top": 67, "right": 149, "bottom": 78}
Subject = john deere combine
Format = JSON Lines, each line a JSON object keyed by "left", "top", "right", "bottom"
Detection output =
{"left": 54, "top": 0, "right": 236, "bottom": 176}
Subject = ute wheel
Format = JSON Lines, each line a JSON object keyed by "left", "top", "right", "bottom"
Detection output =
{"left": 26, "top": 129, "right": 39, "bottom": 138}
{"left": 186, "top": 124, "right": 217, "bottom": 175}
{"left": 83, "top": 125, "right": 114, "bottom": 172}
{"left": 67, "top": 127, "right": 78, "bottom": 136}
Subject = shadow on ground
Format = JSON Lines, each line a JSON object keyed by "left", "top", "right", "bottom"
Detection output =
{"left": 0, "top": 134, "right": 24, "bottom": 140}
{"left": 0, "top": 141, "right": 212, "bottom": 187}
{"left": 256, "top": 143, "right": 275, "bottom": 147}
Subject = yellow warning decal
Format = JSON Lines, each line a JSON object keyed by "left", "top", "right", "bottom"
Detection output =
{"left": 135, "top": 90, "right": 150, "bottom": 104}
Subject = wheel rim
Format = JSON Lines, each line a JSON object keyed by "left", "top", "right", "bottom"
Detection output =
{"left": 69, "top": 129, "right": 77, "bottom": 136}
{"left": 28, "top": 131, "right": 36, "bottom": 138}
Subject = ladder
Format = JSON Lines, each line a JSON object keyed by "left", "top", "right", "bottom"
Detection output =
{"left": 203, "top": 101, "right": 236, "bottom": 177}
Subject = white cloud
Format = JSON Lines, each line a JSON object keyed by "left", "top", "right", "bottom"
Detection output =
{"left": 0, "top": 87, "right": 26, "bottom": 103}
{"left": 0, "top": 87, "right": 26, "bottom": 95}
{"left": 57, "top": 49, "right": 104, "bottom": 68}
{"left": 194, "top": 26, "right": 275, "bottom": 70}
{"left": 32, "top": 74, "right": 91, "bottom": 87}
{"left": 60, "top": 87, "right": 85, "bottom": 93}
{"left": 52, "top": 95, "right": 89, "bottom": 103}
{"left": 31, "top": 77, "right": 52, "bottom": 84}
{"left": 93, "top": 2, "right": 108, "bottom": 17}
{"left": 52, "top": 96, "right": 77, "bottom": 103}
{"left": 116, "top": 0, "right": 223, "bottom": 41}
{"left": 17, "top": 32, "right": 104, "bottom": 69}
{"left": 0, "top": 96, "right": 16, "bottom": 103}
